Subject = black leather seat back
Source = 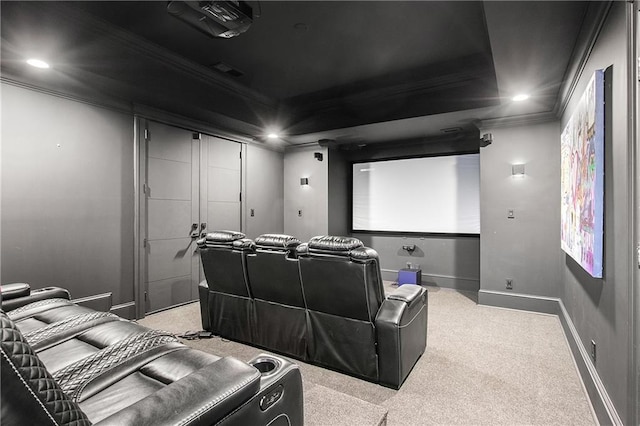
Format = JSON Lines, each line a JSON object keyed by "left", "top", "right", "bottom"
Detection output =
{"left": 198, "top": 230, "right": 253, "bottom": 297}
{"left": 246, "top": 234, "right": 304, "bottom": 307}
{"left": 297, "top": 236, "right": 384, "bottom": 321}
{"left": 296, "top": 236, "right": 385, "bottom": 379}
{"left": 246, "top": 234, "right": 307, "bottom": 359}
{"left": 198, "top": 231, "right": 254, "bottom": 343}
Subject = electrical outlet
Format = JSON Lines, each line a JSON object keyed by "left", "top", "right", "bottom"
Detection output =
{"left": 507, "top": 209, "right": 515, "bottom": 219}
{"left": 298, "top": 210, "right": 302, "bottom": 217}
{"left": 591, "top": 340, "right": 596, "bottom": 363}
{"left": 506, "top": 279, "right": 513, "bottom": 290}
{"left": 250, "top": 208, "right": 255, "bottom": 217}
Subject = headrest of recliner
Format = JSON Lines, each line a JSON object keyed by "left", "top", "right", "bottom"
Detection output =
{"left": 197, "top": 230, "right": 246, "bottom": 248}
{"left": 255, "top": 234, "right": 301, "bottom": 250}
{"left": 308, "top": 235, "right": 363, "bottom": 252}
{"left": 295, "top": 235, "right": 359, "bottom": 256}
{"left": 296, "top": 236, "right": 379, "bottom": 262}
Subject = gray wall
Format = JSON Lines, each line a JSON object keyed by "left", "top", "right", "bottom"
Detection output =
{"left": 1, "top": 83, "right": 135, "bottom": 304}
{"left": 479, "top": 3, "right": 632, "bottom": 422}
{"left": 283, "top": 146, "right": 328, "bottom": 241}
{"left": 354, "top": 233, "right": 480, "bottom": 291}
{"left": 243, "top": 143, "right": 284, "bottom": 239}
{"left": 559, "top": 3, "right": 631, "bottom": 422}
{"left": 479, "top": 121, "right": 562, "bottom": 298}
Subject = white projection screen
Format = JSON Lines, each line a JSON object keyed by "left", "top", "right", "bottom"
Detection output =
{"left": 352, "top": 154, "right": 480, "bottom": 234}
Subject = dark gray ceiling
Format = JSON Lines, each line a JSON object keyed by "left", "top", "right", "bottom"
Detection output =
{"left": 0, "top": 1, "right": 592, "bottom": 145}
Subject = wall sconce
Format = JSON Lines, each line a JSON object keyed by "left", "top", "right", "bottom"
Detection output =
{"left": 300, "top": 178, "right": 309, "bottom": 186}
{"left": 511, "top": 164, "right": 525, "bottom": 178}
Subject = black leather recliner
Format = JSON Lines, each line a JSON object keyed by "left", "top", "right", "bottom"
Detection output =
{"left": 1, "top": 297, "right": 304, "bottom": 425}
{"left": 296, "top": 236, "right": 428, "bottom": 389}
{"left": 245, "top": 234, "right": 307, "bottom": 359}
{"left": 198, "top": 230, "right": 255, "bottom": 344}
{"left": 198, "top": 231, "right": 428, "bottom": 389}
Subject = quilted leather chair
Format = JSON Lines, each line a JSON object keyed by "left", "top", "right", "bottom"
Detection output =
{"left": 297, "top": 235, "right": 428, "bottom": 389}
{"left": 197, "top": 230, "right": 255, "bottom": 344}
{"left": 245, "top": 234, "right": 306, "bottom": 359}
{"left": 1, "top": 301, "right": 304, "bottom": 425}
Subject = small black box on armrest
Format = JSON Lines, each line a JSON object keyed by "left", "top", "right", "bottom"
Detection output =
{"left": 1, "top": 283, "right": 31, "bottom": 301}
{"left": 1, "top": 285, "right": 71, "bottom": 312}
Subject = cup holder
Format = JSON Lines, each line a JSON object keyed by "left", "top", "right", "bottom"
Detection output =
{"left": 251, "top": 357, "right": 280, "bottom": 376}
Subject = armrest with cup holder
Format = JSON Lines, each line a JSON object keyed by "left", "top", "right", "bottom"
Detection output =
{"left": 1, "top": 284, "right": 71, "bottom": 312}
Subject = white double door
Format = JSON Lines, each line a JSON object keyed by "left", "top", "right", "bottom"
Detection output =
{"left": 141, "top": 120, "right": 242, "bottom": 313}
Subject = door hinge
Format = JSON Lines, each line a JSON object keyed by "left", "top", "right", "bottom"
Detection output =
{"left": 144, "top": 128, "right": 150, "bottom": 141}
{"left": 144, "top": 291, "right": 148, "bottom": 301}
{"left": 143, "top": 183, "right": 149, "bottom": 195}
{"left": 239, "top": 192, "right": 242, "bottom": 202}
{"left": 239, "top": 151, "right": 242, "bottom": 159}
{"left": 143, "top": 238, "right": 148, "bottom": 248}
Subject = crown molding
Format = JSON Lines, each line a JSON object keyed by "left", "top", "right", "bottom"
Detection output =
{"left": 555, "top": 1, "right": 613, "bottom": 118}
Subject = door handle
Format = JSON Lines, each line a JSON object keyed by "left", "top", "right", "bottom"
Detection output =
{"left": 190, "top": 223, "right": 199, "bottom": 239}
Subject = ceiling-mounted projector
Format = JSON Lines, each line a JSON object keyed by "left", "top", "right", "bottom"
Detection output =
{"left": 167, "top": 1, "right": 253, "bottom": 39}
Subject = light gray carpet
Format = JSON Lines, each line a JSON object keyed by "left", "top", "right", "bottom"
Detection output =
{"left": 138, "top": 285, "right": 595, "bottom": 425}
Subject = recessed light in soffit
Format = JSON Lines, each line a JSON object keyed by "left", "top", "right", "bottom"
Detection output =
{"left": 26, "top": 58, "right": 50, "bottom": 69}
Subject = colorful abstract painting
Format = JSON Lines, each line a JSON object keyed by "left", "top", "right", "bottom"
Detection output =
{"left": 560, "top": 69, "right": 604, "bottom": 278}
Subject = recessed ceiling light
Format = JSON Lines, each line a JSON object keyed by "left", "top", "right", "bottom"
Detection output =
{"left": 26, "top": 58, "right": 50, "bottom": 69}
{"left": 512, "top": 94, "right": 530, "bottom": 102}
{"left": 267, "top": 133, "right": 279, "bottom": 139}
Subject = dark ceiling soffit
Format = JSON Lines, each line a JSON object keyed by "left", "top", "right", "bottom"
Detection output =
{"left": 286, "top": 53, "right": 496, "bottom": 108}
{"left": 555, "top": 1, "right": 612, "bottom": 117}
{"left": 335, "top": 128, "right": 480, "bottom": 151}
{"left": 342, "top": 131, "right": 482, "bottom": 163}
{"left": 284, "top": 80, "right": 500, "bottom": 135}
{"left": 55, "top": 3, "right": 276, "bottom": 110}
{"left": 478, "top": 110, "right": 558, "bottom": 130}
{"left": 282, "top": 54, "right": 499, "bottom": 135}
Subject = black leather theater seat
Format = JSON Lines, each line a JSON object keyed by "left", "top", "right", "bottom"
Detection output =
{"left": 246, "top": 234, "right": 306, "bottom": 359}
{"left": 198, "top": 230, "right": 255, "bottom": 344}
{"left": 297, "top": 236, "right": 428, "bottom": 388}
{"left": 198, "top": 231, "right": 428, "bottom": 389}
{"left": 1, "top": 297, "right": 304, "bottom": 426}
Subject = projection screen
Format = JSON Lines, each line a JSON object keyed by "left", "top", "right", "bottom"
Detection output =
{"left": 352, "top": 154, "right": 480, "bottom": 234}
